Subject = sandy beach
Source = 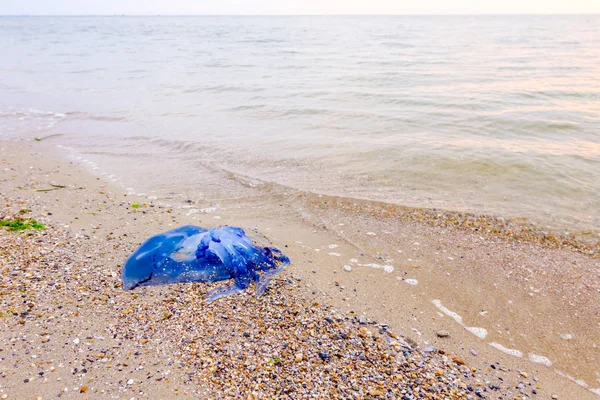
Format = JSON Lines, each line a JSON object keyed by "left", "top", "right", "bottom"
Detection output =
{"left": 1, "top": 140, "right": 598, "bottom": 399}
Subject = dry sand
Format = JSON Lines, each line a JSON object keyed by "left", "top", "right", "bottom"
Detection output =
{"left": 1, "top": 140, "right": 598, "bottom": 399}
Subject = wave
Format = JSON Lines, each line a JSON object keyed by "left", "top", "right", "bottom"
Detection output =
{"left": 516, "top": 90, "right": 600, "bottom": 100}
{"left": 65, "top": 111, "right": 129, "bottom": 122}
{"left": 67, "top": 68, "right": 109, "bottom": 74}
{"left": 202, "top": 85, "right": 265, "bottom": 93}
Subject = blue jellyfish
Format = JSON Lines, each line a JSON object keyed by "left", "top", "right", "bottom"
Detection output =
{"left": 122, "top": 225, "right": 290, "bottom": 302}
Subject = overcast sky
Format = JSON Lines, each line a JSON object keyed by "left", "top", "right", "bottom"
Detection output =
{"left": 1, "top": 0, "right": 599, "bottom": 15}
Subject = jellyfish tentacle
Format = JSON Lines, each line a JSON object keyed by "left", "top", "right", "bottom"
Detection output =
{"left": 203, "top": 235, "right": 254, "bottom": 302}
{"left": 194, "top": 232, "right": 213, "bottom": 259}
{"left": 228, "top": 246, "right": 253, "bottom": 290}
{"left": 205, "top": 284, "right": 243, "bottom": 303}
{"left": 255, "top": 248, "right": 290, "bottom": 296}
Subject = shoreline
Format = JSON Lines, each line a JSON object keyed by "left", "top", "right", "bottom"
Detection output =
{"left": 293, "top": 191, "right": 600, "bottom": 257}
{"left": 1, "top": 139, "right": 599, "bottom": 398}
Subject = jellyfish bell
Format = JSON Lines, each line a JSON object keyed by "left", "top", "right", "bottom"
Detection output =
{"left": 122, "top": 225, "right": 289, "bottom": 302}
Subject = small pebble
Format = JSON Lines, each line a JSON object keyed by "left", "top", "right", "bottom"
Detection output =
{"left": 436, "top": 330, "right": 450, "bottom": 338}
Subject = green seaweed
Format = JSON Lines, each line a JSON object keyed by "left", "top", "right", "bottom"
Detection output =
{"left": 35, "top": 184, "right": 67, "bottom": 192}
{"left": 131, "top": 203, "right": 141, "bottom": 209}
{"left": 0, "top": 218, "right": 46, "bottom": 231}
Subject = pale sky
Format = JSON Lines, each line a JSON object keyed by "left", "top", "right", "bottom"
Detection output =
{"left": 1, "top": 0, "right": 599, "bottom": 15}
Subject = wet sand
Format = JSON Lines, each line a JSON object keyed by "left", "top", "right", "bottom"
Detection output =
{"left": 1, "top": 140, "right": 598, "bottom": 399}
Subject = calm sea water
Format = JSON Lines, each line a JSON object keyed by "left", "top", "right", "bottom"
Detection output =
{"left": 1, "top": 16, "right": 599, "bottom": 232}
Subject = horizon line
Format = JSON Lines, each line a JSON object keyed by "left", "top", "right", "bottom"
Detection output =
{"left": 1, "top": 13, "right": 599, "bottom": 17}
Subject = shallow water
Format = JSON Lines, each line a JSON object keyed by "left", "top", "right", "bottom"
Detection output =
{"left": 0, "top": 15, "right": 599, "bottom": 233}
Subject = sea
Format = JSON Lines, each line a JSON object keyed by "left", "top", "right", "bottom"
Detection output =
{"left": 1, "top": 15, "right": 599, "bottom": 235}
